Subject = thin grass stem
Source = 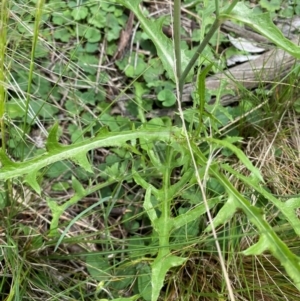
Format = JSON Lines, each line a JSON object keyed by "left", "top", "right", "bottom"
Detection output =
{"left": 22, "top": 0, "right": 45, "bottom": 159}
{"left": 0, "top": 0, "right": 8, "bottom": 151}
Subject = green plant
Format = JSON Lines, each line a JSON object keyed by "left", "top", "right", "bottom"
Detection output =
{"left": 1, "top": 0, "right": 300, "bottom": 300}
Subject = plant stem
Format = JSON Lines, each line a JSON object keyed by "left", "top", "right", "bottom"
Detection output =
{"left": 224, "top": 0, "right": 240, "bottom": 15}
{"left": 215, "top": 0, "right": 219, "bottom": 17}
{"left": 179, "top": 17, "right": 222, "bottom": 91}
{"left": 22, "top": 0, "right": 45, "bottom": 159}
{"left": 0, "top": 0, "right": 12, "bottom": 205}
{"left": 157, "top": 146, "right": 173, "bottom": 256}
{"left": 0, "top": 0, "right": 8, "bottom": 151}
{"left": 173, "top": 0, "right": 182, "bottom": 81}
{"left": 179, "top": 0, "right": 239, "bottom": 100}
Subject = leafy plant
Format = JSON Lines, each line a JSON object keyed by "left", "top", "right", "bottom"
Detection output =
{"left": 107, "top": 1, "right": 300, "bottom": 300}
{"left": 1, "top": 0, "right": 300, "bottom": 300}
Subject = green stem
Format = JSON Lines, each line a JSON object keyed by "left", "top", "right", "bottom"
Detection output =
{"left": 179, "top": 17, "right": 222, "bottom": 95}
{"left": 22, "top": 0, "right": 45, "bottom": 159}
{"left": 179, "top": 0, "right": 239, "bottom": 100}
{"left": 223, "top": 0, "right": 240, "bottom": 15}
{"left": 158, "top": 146, "right": 174, "bottom": 255}
{"left": 173, "top": 0, "right": 182, "bottom": 82}
{"left": 0, "top": 0, "right": 8, "bottom": 151}
{"left": 215, "top": 0, "right": 219, "bottom": 17}
{"left": 0, "top": 0, "right": 12, "bottom": 205}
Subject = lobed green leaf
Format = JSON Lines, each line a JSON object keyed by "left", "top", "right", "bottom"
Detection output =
{"left": 224, "top": 2, "right": 300, "bottom": 58}
{"left": 0, "top": 123, "right": 175, "bottom": 194}
{"left": 115, "top": 0, "right": 193, "bottom": 82}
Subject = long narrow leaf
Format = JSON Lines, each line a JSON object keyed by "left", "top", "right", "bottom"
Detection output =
{"left": 116, "top": 0, "right": 193, "bottom": 82}
{"left": 0, "top": 124, "right": 175, "bottom": 193}
{"left": 189, "top": 142, "right": 300, "bottom": 289}
{"left": 224, "top": 2, "right": 300, "bottom": 58}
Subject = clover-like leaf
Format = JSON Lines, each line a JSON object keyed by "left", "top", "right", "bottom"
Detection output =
{"left": 260, "top": 0, "right": 281, "bottom": 12}
{"left": 157, "top": 89, "right": 177, "bottom": 107}
{"left": 71, "top": 6, "right": 88, "bottom": 21}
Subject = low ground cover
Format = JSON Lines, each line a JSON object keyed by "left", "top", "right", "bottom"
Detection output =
{"left": 0, "top": 0, "right": 300, "bottom": 300}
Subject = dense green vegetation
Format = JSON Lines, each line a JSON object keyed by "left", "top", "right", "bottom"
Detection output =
{"left": 1, "top": 0, "right": 300, "bottom": 300}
